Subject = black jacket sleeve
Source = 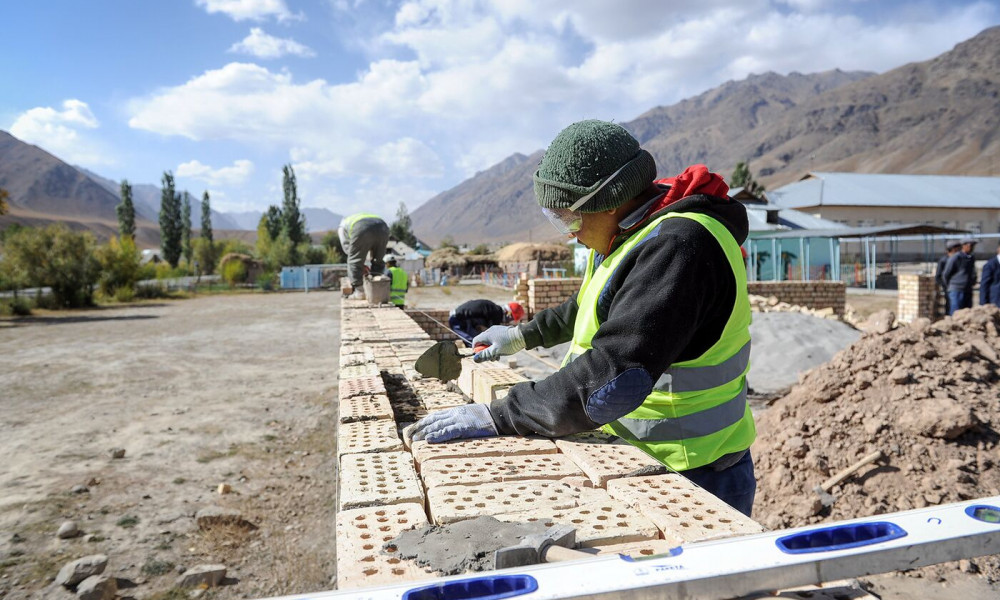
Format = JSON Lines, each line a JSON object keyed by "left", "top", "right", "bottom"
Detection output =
{"left": 519, "top": 295, "right": 578, "bottom": 350}
{"left": 489, "top": 217, "right": 736, "bottom": 437}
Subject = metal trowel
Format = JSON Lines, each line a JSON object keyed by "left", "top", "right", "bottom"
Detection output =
{"left": 413, "top": 340, "right": 488, "bottom": 381}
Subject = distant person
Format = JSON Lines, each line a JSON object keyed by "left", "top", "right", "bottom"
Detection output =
{"left": 448, "top": 300, "right": 525, "bottom": 346}
{"left": 338, "top": 213, "right": 390, "bottom": 299}
{"left": 935, "top": 239, "right": 961, "bottom": 316}
{"left": 386, "top": 256, "right": 409, "bottom": 308}
{"left": 942, "top": 237, "right": 978, "bottom": 315}
{"left": 980, "top": 241, "right": 1000, "bottom": 308}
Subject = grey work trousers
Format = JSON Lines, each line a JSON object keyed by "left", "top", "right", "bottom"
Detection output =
{"left": 343, "top": 219, "right": 390, "bottom": 288}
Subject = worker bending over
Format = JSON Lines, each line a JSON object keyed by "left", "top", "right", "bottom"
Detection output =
{"left": 406, "top": 120, "right": 756, "bottom": 516}
{"left": 338, "top": 213, "right": 390, "bottom": 299}
{"left": 448, "top": 299, "right": 525, "bottom": 346}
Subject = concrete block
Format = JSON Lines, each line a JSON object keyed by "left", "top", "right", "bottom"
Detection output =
{"left": 606, "top": 474, "right": 764, "bottom": 543}
{"left": 335, "top": 503, "right": 437, "bottom": 589}
{"left": 412, "top": 436, "right": 557, "bottom": 468}
{"left": 339, "top": 375, "right": 387, "bottom": 400}
{"left": 340, "top": 363, "right": 382, "bottom": 379}
{"left": 338, "top": 419, "right": 403, "bottom": 456}
{"left": 473, "top": 369, "right": 529, "bottom": 404}
{"left": 496, "top": 497, "right": 659, "bottom": 547}
{"left": 339, "top": 451, "right": 424, "bottom": 510}
{"left": 339, "top": 394, "right": 394, "bottom": 423}
{"left": 426, "top": 479, "right": 607, "bottom": 524}
{"left": 420, "top": 454, "right": 583, "bottom": 488}
{"left": 555, "top": 439, "right": 667, "bottom": 487}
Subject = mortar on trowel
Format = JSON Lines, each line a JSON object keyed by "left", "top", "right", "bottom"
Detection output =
{"left": 413, "top": 340, "right": 489, "bottom": 382}
{"left": 388, "top": 516, "right": 592, "bottom": 575}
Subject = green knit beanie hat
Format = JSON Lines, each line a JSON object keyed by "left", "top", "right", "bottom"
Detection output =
{"left": 534, "top": 120, "right": 657, "bottom": 212}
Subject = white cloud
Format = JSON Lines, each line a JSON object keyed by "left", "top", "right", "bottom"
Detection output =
{"left": 9, "top": 99, "right": 114, "bottom": 167}
{"left": 176, "top": 159, "right": 255, "bottom": 186}
{"left": 229, "top": 27, "right": 315, "bottom": 58}
{"left": 195, "top": 0, "right": 297, "bottom": 22}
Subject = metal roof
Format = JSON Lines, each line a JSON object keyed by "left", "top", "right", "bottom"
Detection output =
{"left": 744, "top": 204, "right": 847, "bottom": 233}
{"left": 750, "top": 223, "right": 968, "bottom": 240}
{"left": 766, "top": 172, "right": 1000, "bottom": 209}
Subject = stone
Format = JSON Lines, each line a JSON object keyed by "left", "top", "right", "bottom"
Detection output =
{"left": 339, "top": 451, "right": 424, "bottom": 510}
{"left": 109, "top": 448, "right": 126, "bottom": 459}
{"left": 217, "top": 483, "right": 232, "bottom": 495}
{"left": 338, "top": 418, "right": 404, "bottom": 456}
{"left": 411, "top": 436, "right": 557, "bottom": 468}
{"left": 57, "top": 520, "right": 80, "bottom": 539}
{"left": 55, "top": 554, "right": 108, "bottom": 587}
{"left": 176, "top": 564, "right": 227, "bottom": 588}
{"left": 76, "top": 574, "right": 116, "bottom": 600}
{"left": 420, "top": 454, "right": 584, "bottom": 488}
{"left": 195, "top": 506, "right": 256, "bottom": 530}
{"left": 898, "top": 397, "right": 977, "bottom": 439}
{"left": 555, "top": 439, "right": 667, "bottom": 487}
{"left": 335, "top": 503, "right": 436, "bottom": 590}
{"left": 427, "top": 479, "right": 607, "bottom": 524}
{"left": 496, "top": 498, "right": 660, "bottom": 547}
{"left": 607, "top": 474, "right": 764, "bottom": 543}
{"left": 863, "top": 310, "right": 896, "bottom": 335}
{"left": 889, "top": 368, "right": 911, "bottom": 384}
{"left": 71, "top": 485, "right": 89, "bottom": 494}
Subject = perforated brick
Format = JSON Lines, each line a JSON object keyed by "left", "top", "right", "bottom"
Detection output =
{"left": 339, "top": 451, "right": 424, "bottom": 510}
{"left": 409, "top": 378, "right": 451, "bottom": 396}
{"left": 341, "top": 298, "right": 371, "bottom": 310}
{"left": 555, "top": 439, "right": 667, "bottom": 487}
{"left": 338, "top": 419, "right": 403, "bottom": 456}
{"left": 388, "top": 396, "right": 427, "bottom": 422}
{"left": 426, "top": 479, "right": 607, "bottom": 524}
{"left": 473, "top": 369, "right": 529, "bottom": 404}
{"left": 412, "top": 436, "right": 557, "bottom": 468}
{"left": 456, "top": 359, "right": 505, "bottom": 397}
{"left": 335, "top": 503, "right": 437, "bottom": 589}
{"left": 561, "top": 430, "right": 619, "bottom": 444}
{"left": 496, "top": 498, "right": 659, "bottom": 547}
{"left": 606, "top": 474, "right": 764, "bottom": 543}
{"left": 419, "top": 391, "right": 470, "bottom": 411}
{"left": 340, "top": 349, "right": 375, "bottom": 367}
{"left": 375, "top": 356, "right": 403, "bottom": 371}
{"left": 339, "top": 394, "right": 393, "bottom": 423}
{"left": 372, "top": 345, "right": 398, "bottom": 358}
{"left": 340, "top": 363, "right": 381, "bottom": 379}
{"left": 420, "top": 454, "right": 583, "bottom": 488}
{"left": 338, "top": 375, "right": 387, "bottom": 400}
{"left": 584, "top": 539, "right": 678, "bottom": 558}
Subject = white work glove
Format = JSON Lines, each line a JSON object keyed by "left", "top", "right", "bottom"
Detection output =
{"left": 472, "top": 325, "right": 525, "bottom": 362}
{"left": 403, "top": 404, "right": 498, "bottom": 444}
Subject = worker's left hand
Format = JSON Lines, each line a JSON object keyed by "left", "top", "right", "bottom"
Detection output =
{"left": 403, "top": 404, "right": 498, "bottom": 444}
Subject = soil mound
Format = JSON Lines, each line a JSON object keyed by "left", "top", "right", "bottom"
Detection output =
{"left": 753, "top": 305, "right": 1000, "bottom": 582}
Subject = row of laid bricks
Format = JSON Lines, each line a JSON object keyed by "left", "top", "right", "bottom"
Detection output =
{"left": 334, "top": 297, "right": 764, "bottom": 590}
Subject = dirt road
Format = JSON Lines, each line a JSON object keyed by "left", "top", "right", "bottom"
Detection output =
{"left": 1, "top": 291, "right": 342, "bottom": 599}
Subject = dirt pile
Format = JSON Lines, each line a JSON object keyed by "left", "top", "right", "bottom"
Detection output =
{"left": 753, "top": 304, "right": 1000, "bottom": 582}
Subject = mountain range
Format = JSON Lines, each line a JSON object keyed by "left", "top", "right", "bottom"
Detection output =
{"left": 2, "top": 27, "right": 998, "bottom": 248}
{"left": 411, "top": 26, "right": 1000, "bottom": 245}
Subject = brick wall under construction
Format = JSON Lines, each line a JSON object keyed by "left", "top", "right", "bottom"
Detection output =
{"left": 528, "top": 277, "right": 582, "bottom": 316}
{"left": 747, "top": 281, "right": 846, "bottom": 316}
{"left": 334, "top": 298, "right": 764, "bottom": 591}
{"left": 897, "top": 274, "right": 938, "bottom": 323}
{"left": 404, "top": 309, "right": 454, "bottom": 340}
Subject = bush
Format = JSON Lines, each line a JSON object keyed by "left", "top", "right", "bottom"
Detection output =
{"left": 114, "top": 286, "right": 136, "bottom": 303}
{"left": 221, "top": 258, "right": 248, "bottom": 286}
{"left": 257, "top": 270, "right": 276, "bottom": 291}
{"left": 302, "top": 244, "right": 327, "bottom": 265}
{"left": 135, "top": 282, "right": 169, "bottom": 299}
{"left": 95, "top": 236, "right": 140, "bottom": 300}
{"left": 0, "top": 225, "right": 99, "bottom": 308}
{"left": 154, "top": 263, "right": 189, "bottom": 280}
{"left": 0, "top": 297, "right": 31, "bottom": 316}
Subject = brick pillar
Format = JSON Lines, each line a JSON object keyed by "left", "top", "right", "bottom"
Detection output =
{"left": 515, "top": 272, "right": 530, "bottom": 315}
{"left": 527, "top": 278, "right": 582, "bottom": 316}
{"left": 897, "top": 274, "right": 938, "bottom": 323}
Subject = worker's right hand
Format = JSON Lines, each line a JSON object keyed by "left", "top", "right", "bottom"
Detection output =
{"left": 472, "top": 325, "right": 525, "bottom": 362}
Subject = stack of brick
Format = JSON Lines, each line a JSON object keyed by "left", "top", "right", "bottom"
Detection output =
{"left": 747, "top": 281, "right": 845, "bottom": 316}
{"left": 527, "top": 277, "right": 582, "bottom": 314}
{"left": 896, "top": 274, "right": 938, "bottom": 323}
{"left": 403, "top": 309, "right": 455, "bottom": 341}
{"left": 514, "top": 273, "right": 530, "bottom": 314}
{"left": 335, "top": 299, "right": 764, "bottom": 591}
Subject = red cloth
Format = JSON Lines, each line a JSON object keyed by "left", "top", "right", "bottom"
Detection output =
{"left": 651, "top": 164, "right": 729, "bottom": 212}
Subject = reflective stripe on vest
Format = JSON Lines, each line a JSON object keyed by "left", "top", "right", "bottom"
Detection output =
{"left": 563, "top": 210, "right": 755, "bottom": 471}
{"left": 388, "top": 267, "right": 407, "bottom": 306}
{"left": 343, "top": 213, "right": 382, "bottom": 237}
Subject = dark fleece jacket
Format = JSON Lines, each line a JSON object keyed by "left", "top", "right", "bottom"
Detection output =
{"left": 488, "top": 185, "right": 749, "bottom": 439}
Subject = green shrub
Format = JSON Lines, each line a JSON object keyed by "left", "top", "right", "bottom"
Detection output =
{"left": 0, "top": 297, "right": 31, "bottom": 316}
{"left": 95, "top": 236, "right": 140, "bottom": 300}
{"left": 135, "top": 282, "right": 169, "bottom": 299}
{"left": 114, "top": 286, "right": 136, "bottom": 303}
{"left": 302, "top": 244, "right": 327, "bottom": 265}
{"left": 0, "top": 225, "right": 99, "bottom": 308}
{"left": 257, "top": 270, "right": 276, "bottom": 291}
{"left": 221, "top": 258, "right": 248, "bottom": 286}
{"left": 141, "top": 558, "right": 175, "bottom": 576}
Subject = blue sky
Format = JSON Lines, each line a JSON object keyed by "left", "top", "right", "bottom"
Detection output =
{"left": 2, "top": 0, "right": 999, "bottom": 219}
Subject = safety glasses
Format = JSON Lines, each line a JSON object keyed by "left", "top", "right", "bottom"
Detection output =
{"left": 539, "top": 160, "right": 631, "bottom": 235}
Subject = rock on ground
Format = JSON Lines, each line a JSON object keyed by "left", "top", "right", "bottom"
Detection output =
{"left": 55, "top": 554, "right": 108, "bottom": 587}
{"left": 176, "top": 564, "right": 227, "bottom": 588}
{"left": 76, "top": 574, "right": 116, "bottom": 600}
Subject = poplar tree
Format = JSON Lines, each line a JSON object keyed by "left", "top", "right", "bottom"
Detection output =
{"left": 181, "top": 191, "right": 193, "bottom": 267}
{"left": 116, "top": 180, "right": 136, "bottom": 239}
{"left": 159, "top": 171, "right": 182, "bottom": 268}
{"left": 282, "top": 164, "right": 306, "bottom": 264}
{"left": 200, "top": 191, "right": 213, "bottom": 244}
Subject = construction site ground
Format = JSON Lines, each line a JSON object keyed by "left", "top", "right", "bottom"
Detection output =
{"left": 1, "top": 285, "right": 998, "bottom": 599}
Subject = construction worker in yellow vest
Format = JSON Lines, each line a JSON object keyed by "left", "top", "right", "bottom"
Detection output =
{"left": 386, "top": 256, "right": 408, "bottom": 308}
{"left": 338, "top": 213, "right": 390, "bottom": 299}
{"left": 405, "top": 120, "right": 756, "bottom": 516}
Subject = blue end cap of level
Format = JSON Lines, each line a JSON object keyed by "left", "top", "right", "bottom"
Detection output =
{"left": 776, "top": 521, "right": 907, "bottom": 554}
{"left": 403, "top": 574, "right": 538, "bottom": 600}
{"left": 965, "top": 504, "right": 1000, "bottom": 524}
